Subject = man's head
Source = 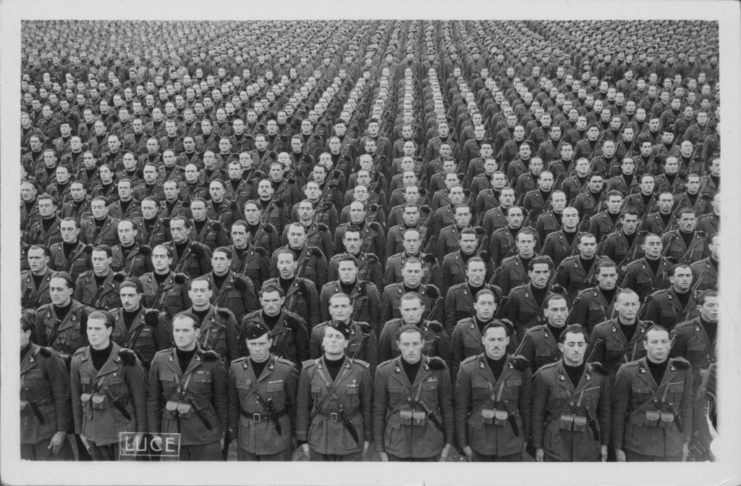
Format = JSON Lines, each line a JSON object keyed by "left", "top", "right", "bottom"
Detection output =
{"left": 481, "top": 321, "right": 510, "bottom": 360}
{"left": 544, "top": 294, "right": 568, "bottom": 328}
{"left": 558, "top": 324, "right": 588, "bottom": 366}
{"left": 87, "top": 311, "right": 114, "bottom": 350}
{"left": 172, "top": 311, "right": 202, "bottom": 351}
{"left": 528, "top": 256, "right": 553, "bottom": 289}
{"left": 643, "top": 325, "right": 671, "bottom": 364}
{"left": 669, "top": 264, "right": 693, "bottom": 293}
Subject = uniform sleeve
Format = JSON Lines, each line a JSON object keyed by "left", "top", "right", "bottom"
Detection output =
{"left": 597, "top": 374, "right": 612, "bottom": 446}
{"left": 227, "top": 366, "right": 239, "bottom": 434}
{"left": 444, "top": 290, "right": 457, "bottom": 334}
{"left": 295, "top": 367, "right": 313, "bottom": 442}
{"left": 438, "top": 367, "right": 455, "bottom": 445}
{"left": 224, "top": 313, "right": 240, "bottom": 363}
{"left": 308, "top": 328, "right": 322, "bottom": 360}
{"left": 610, "top": 365, "right": 632, "bottom": 451}
{"left": 284, "top": 365, "right": 300, "bottom": 435}
{"left": 454, "top": 365, "right": 472, "bottom": 450}
{"left": 450, "top": 326, "right": 465, "bottom": 380}
{"left": 154, "top": 311, "right": 174, "bottom": 352}
{"left": 372, "top": 367, "right": 389, "bottom": 452}
{"left": 377, "top": 324, "right": 393, "bottom": 364}
{"left": 680, "top": 368, "right": 694, "bottom": 444}
{"left": 380, "top": 290, "right": 393, "bottom": 326}
{"left": 69, "top": 357, "right": 83, "bottom": 435}
{"left": 530, "top": 369, "right": 548, "bottom": 449}
{"left": 434, "top": 328, "right": 453, "bottom": 375}
{"left": 125, "top": 358, "right": 148, "bottom": 434}
{"left": 305, "top": 281, "right": 320, "bottom": 329}
{"left": 242, "top": 277, "right": 260, "bottom": 313}
{"left": 363, "top": 330, "right": 379, "bottom": 374}
{"left": 318, "top": 287, "right": 330, "bottom": 323}
{"left": 366, "top": 284, "right": 382, "bottom": 336}
{"left": 518, "top": 368, "right": 533, "bottom": 442}
{"left": 146, "top": 359, "right": 163, "bottom": 434}
{"left": 47, "top": 353, "right": 73, "bottom": 433}
{"left": 210, "top": 360, "right": 228, "bottom": 436}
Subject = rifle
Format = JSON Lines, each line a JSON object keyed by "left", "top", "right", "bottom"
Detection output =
{"left": 284, "top": 247, "right": 321, "bottom": 313}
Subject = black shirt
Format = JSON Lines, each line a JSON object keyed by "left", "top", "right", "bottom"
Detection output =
{"left": 646, "top": 357, "right": 668, "bottom": 386}
{"left": 676, "top": 289, "right": 691, "bottom": 308}
{"left": 532, "top": 284, "right": 548, "bottom": 307}
{"left": 192, "top": 307, "right": 210, "bottom": 324}
{"left": 176, "top": 347, "right": 197, "bottom": 373}
{"left": 701, "top": 318, "right": 718, "bottom": 344}
{"left": 154, "top": 271, "right": 170, "bottom": 285}
{"left": 618, "top": 319, "right": 637, "bottom": 342}
{"left": 262, "top": 311, "right": 281, "bottom": 330}
{"left": 251, "top": 357, "right": 268, "bottom": 380}
{"left": 646, "top": 256, "right": 661, "bottom": 274}
{"left": 91, "top": 342, "right": 113, "bottom": 371}
{"left": 122, "top": 308, "right": 139, "bottom": 330}
{"left": 547, "top": 323, "right": 566, "bottom": 343}
{"left": 213, "top": 272, "right": 228, "bottom": 290}
{"left": 402, "top": 358, "right": 421, "bottom": 384}
{"left": 564, "top": 361, "right": 585, "bottom": 387}
{"left": 325, "top": 355, "right": 346, "bottom": 381}
{"left": 486, "top": 355, "right": 507, "bottom": 380}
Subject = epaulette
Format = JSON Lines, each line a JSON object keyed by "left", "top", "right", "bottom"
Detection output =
{"left": 377, "top": 359, "right": 395, "bottom": 370}
{"left": 37, "top": 346, "right": 52, "bottom": 358}
{"left": 216, "top": 308, "right": 233, "bottom": 320}
{"left": 356, "top": 321, "right": 373, "bottom": 334}
{"left": 174, "top": 273, "right": 187, "bottom": 284}
{"left": 231, "top": 356, "right": 248, "bottom": 366}
{"left": 427, "top": 321, "right": 443, "bottom": 333}
{"left": 589, "top": 361, "right": 608, "bottom": 375}
{"left": 72, "top": 347, "right": 87, "bottom": 357}
{"left": 461, "top": 355, "right": 479, "bottom": 366}
{"left": 118, "top": 348, "right": 137, "bottom": 366}
{"left": 274, "top": 356, "right": 295, "bottom": 367}
{"left": 200, "top": 349, "right": 221, "bottom": 362}
{"left": 139, "top": 245, "right": 152, "bottom": 256}
{"left": 145, "top": 309, "right": 160, "bottom": 326}
{"left": 510, "top": 355, "right": 530, "bottom": 371}
{"left": 233, "top": 278, "right": 247, "bottom": 291}
{"left": 670, "top": 357, "right": 691, "bottom": 370}
{"left": 351, "top": 359, "right": 370, "bottom": 369}
{"left": 427, "top": 356, "right": 447, "bottom": 370}
{"left": 539, "top": 361, "right": 560, "bottom": 372}
{"left": 302, "top": 358, "right": 318, "bottom": 369}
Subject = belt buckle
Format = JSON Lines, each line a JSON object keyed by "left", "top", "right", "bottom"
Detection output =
{"left": 329, "top": 412, "right": 339, "bottom": 422}
{"left": 252, "top": 413, "right": 262, "bottom": 423}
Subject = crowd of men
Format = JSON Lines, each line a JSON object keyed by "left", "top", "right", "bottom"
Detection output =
{"left": 19, "top": 19, "right": 719, "bottom": 463}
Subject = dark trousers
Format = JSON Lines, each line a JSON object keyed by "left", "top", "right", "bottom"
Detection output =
{"left": 309, "top": 449, "right": 363, "bottom": 461}
{"left": 471, "top": 450, "right": 523, "bottom": 462}
{"left": 388, "top": 454, "right": 438, "bottom": 462}
{"left": 89, "top": 442, "right": 120, "bottom": 461}
{"left": 237, "top": 446, "right": 292, "bottom": 461}
{"left": 626, "top": 450, "right": 683, "bottom": 462}
{"left": 21, "top": 438, "right": 73, "bottom": 460}
{"left": 72, "top": 434, "right": 92, "bottom": 460}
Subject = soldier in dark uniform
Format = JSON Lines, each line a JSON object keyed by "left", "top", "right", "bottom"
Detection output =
{"left": 661, "top": 208, "right": 709, "bottom": 264}
{"left": 74, "top": 245, "right": 124, "bottom": 311}
{"left": 381, "top": 257, "right": 443, "bottom": 325}
{"left": 70, "top": 311, "right": 147, "bottom": 460}
{"left": 503, "top": 255, "right": 557, "bottom": 344}
{"left": 612, "top": 325, "right": 693, "bottom": 461}
{"left": 22, "top": 245, "right": 54, "bottom": 310}
{"left": 569, "top": 260, "right": 623, "bottom": 332}
{"left": 494, "top": 229, "right": 538, "bottom": 297}
{"left": 385, "top": 227, "right": 441, "bottom": 291}
{"left": 140, "top": 244, "right": 191, "bottom": 318}
{"left": 147, "top": 312, "right": 227, "bottom": 461}
{"left": 80, "top": 196, "right": 120, "bottom": 247}
{"left": 20, "top": 314, "right": 74, "bottom": 460}
{"left": 264, "top": 249, "right": 321, "bottom": 329}
{"left": 455, "top": 321, "right": 532, "bottom": 461}
{"left": 450, "top": 289, "right": 504, "bottom": 378}
{"left": 164, "top": 216, "right": 212, "bottom": 279}
{"left": 372, "top": 325, "right": 454, "bottom": 461}
{"left": 587, "top": 289, "right": 652, "bottom": 380}
{"left": 444, "top": 257, "right": 503, "bottom": 335}
{"left": 272, "top": 223, "right": 328, "bottom": 291}
{"left": 297, "top": 320, "right": 373, "bottom": 461}
{"left": 185, "top": 278, "right": 240, "bottom": 365}
{"left": 227, "top": 220, "right": 271, "bottom": 291}
{"left": 136, "top": 198, "right": 169, "bottom": 248}
{"left": 690, "top": 233, "right": 718, "bottom": 293}
{"left": 188, "top": 198, "right": 230, "bottom": 250}
{"left": 641, "top": 264, "right": 699, "bottom": 331}
{"left": 620, "top": 233, "right": 672, "bottom": 301}
{"left": 228, "top": 322, "right": 299, "bottom": 461}
{"left": 519, "top": 293, "right": 569, "bottom": 373}
{"left": 240, "top": 283, "right": 310, "bottom": 366}
{"left": 531, "top": 324, "right": 611, "bottom": 462}
{"left": 553, "top": 233, "right": 609, "bottom": 304}
{"left": 489, "top": 206, "right": 539, "bottom": 267}
{"left": 111, "top": 219, "right": 152, "bottom": 277}
{"left": 327, "top": 227, "right": 383, "bottom": 292}
{"left": 26, "top": 194, "right": 62, "bottom": 249}
{"left": 670, "top": 290, "right": 718, "bottom": 394}
{"left": 539, "top": 206, "right": 581, "bottom": 268}
{"left": 587, "top": 190, "right": 623, "bottom": 243}
{"left": 193, "top": 247, "right": 259, "bottom": 323}
{"left": 319, "top": 255, "right": 381, "bottom": 336}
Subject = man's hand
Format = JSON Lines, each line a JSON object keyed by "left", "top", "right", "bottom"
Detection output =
{"left": 79, "top": 434, "right": 90, "bottom": 452}
{"left": 48, "top": 431, "right": 67, "bottom": 455}
{"left": 463, "top": 445, "right": 473, "bottom": 461}
{"left": 535, "top": 448, "right": 544, "bottom": 462}
{"left": 682, "top": 442, "right": 690, "bottom": 462}
{"left": 362, "top": 441, "right": 370, "bottom": 456}
{"left": 615, "top": 448, "right": 626, "bottom": 462}
{"left": 301, "top": 443, "right": 310, "bottom": 458}
{"left": 600, "top": 445, "right": 608, "bottom": 462}
{"left": 378, "top": 451, "right": 389, "bottom": 462}
{"left": 439, "top": 443, "right": 452, "bottom": 462}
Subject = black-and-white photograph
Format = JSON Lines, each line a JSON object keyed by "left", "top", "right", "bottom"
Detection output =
{"left": 2, "top": 1, "right": 740, "bottom": 485}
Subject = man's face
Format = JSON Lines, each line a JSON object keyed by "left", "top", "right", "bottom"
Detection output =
{"left": 87, "top": 318, "right": 112, "bottom": 349}
{"left": 260, "top": 290, "right": 284, "bottom": 316}
{"left": 644, "top": 329, "right": 671, "bottom": 363}
{"left": 529, "top": 263, "right": 551, "bottom": 288}
{"left": 559, "top": 331, "right": 587, "bottom": 366}
{"left": 170, "top": 219, "right": 190, "bottom": 243}
{"left": 246, "top": 333, "right": 272, "bottom": 362}
{"left": 211, "top": 251, "right": 231, "bottom": 276}
{"left": 37, "top": 197, "right": 56, "bottom": 218}
{"left": 699, "top": 295, "right": 719, "bottom": 323}
{"left": 482, "top": 325, "right": 508, "bottom": 360}
{"left": 91, "top": 250, "right": 111, "bottom": 275}
{"left": 117, "top": 221, "right": 137, "bottom": 246}
{"left": 120, "top": 286, "right": 142, "bottom": 312}
{"left": 209, "top": 182, "right": 225, "bottom": 202}
{"left": 173, "top": 317, "right": 200, "bottom": 351}
{"left": 544, "top": 297, "right": 568, "bottom": 328}
{"left": 507, "top": 208, "right": 524, "bottom": 229}
{"left": 679, "top": 212, "right": 697, "bottom": 233}
{"left": 397, "top": 329, "right": 424, "bottom": 363}
{"left": 402, "top": 262, "right": 423, "bottom": 287}
{"left": 337, "top": 261, "right": 358, "bottom": 285}
{"left": 588, "top": 176, "right": 604, "bottom": 193}
{"left": 328, "top": 294, "right": 353, "bottom": 322}
{"left": 49, "top": 277, "right": 73, "bottom": 306}
{"left": 27, "top": 247, "right": 49, "bottom": 274}
{"left": 189, "top": 280, "right": 212, "bottom": 309}
{"left": 670, "top": 267, "right": 693, "bottom": 293}
{"left": 402, "top": 230, "right": 421, "bottom": 254}
{"left": 287, "top": 226, "right": 307, "bottom": 249}
{"left": 466, "top": 261, "right": 487, "bottom": 287}
{"left": 516, "top": 233, "right": 536, "bottom": 258}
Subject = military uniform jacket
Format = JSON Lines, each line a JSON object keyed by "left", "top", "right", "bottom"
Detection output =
{"left": 587, "top": 210, "right": 621, "bottom": 243}
{"left": 27, "top": 217, "right": 62, "bottom": 247}
{"left": 35, "top": 300, "right": 92, "bottom": 359}
{"left": 135, "top": 218, "right": 169, "bottom": 248}
{"left": 377, "top": 319, "right": 452, "bottom": 368}
{"left": 240, "top": 310, "right": 310, "bottom": 366}
{"left": 622, "top": 192, "right": 659, "bottom": 218}
{"left": 21, "top": 268, "right": 54, "bottom": 310}
{"left": 109, "top": 307, "right": 173, "bottom": 367}
{"left": 611, "top": 357, "right": 694, "bottom": 457}
{"left": 228, "top": 355, "right": 299, "bottom": 455}
{"left": 570, "top": 286, "right": 625, "bottom": 333}
{"left": 535, "top": 211, "right": 562, "bottom": 244}
{"left": 455, "top": 353, "right": 532, "bottom": 456}
{"left": 696, "top": 212, "right": 718, "bottom": 237}
{"left": 189, "top": 219, "right": 229, "bottom": 251}
{"left": 270, "top": 245, "right": 328, "bottom": 291}
{"left": 263, "top": 276, "right": 320, "bottom": 329}
{"left": 296, "top": 356, "right": 372, "bottom": 454}
{"left": 380, "top": 283, "right": 443, "bottom": 325}
{"left": 227, "top": 244, "right": 271, "bottom": 291}
{"left": 519, "top": 324, "right": 563, "bottom": 373}
{"left": 74, "top": 270, "right": 122, "bottom": 311}
{"left": 319, "top": 280, "right": 381, "bottom": 335}
{"left": 540, "top": 229, "right": 579, "bottom": 268}
{"left": 194, "top": 271, "right": 259, "bottom": 322}
{"left": 164, "top": 240, "right": 212, "bottom": 279}
{"left": 111, "top": 243, "right": 152, "bottom": 277}
{"left": 554, "top": 255, "right": 609, "bottom": 304}
{"left": 489, "top": 225, "right": 539, "bottom": 267}
{"left": 21, "top": 344, "right": 72, "bottom": 444}
{"left": 531, "top": 361, "right": 611, "bottom": 461}
{"left": 689, "top": 257, "right": 718, "bottom": 293}
{"left": 141, "top": 271, "right": 191, "bottom": 317}
{"left": 328, "top": 252, "right": 383, "bottom": 291}
{"left": 449, "top": 317, "right": 493, "bottom": 379}
{"left": 670, "top": 317, "right": 716, "bottom": 388}
{"left": 309, "top": 321, "right": 378, "bottom": 371}
{"left": 147, "top": 347, "right": 227, "bottom": 445}
{"left": 620, "top": 257, "right": 672, "bottom": 302}
{"left": 642, "top": 287, "right": 699, "bottom": 331}
{"left": 108, "top": 198, "right": 143, "bottom": 221}
{"left": 443, "top": 283, "right": 504, "bottom": 336}
{"left": 588, "top": 319, "right": 650, "bottom": 379}
{"left": 503, "top": 283, "right": 555, "bottom": 343}
{"left": 158, "top": 199, "right": 190, "bottom": 219}
{"left": 494, "top": 255, "right": 531, "bottom": 297}
{"left": 80, "top": 216, "right": 120, "bottom": 247}
{"left": 187, "top": 305, "right": 240, "bottom": 365}
{"left": 384, "top": 252, "right": 440, "bottom": 291}
{"left": 661, "top": 230, "right": 709, "bottom": 265}
{"left": 482, "top": 206, "right": 509, "bottom": 236}
{"left": 49, "top": 240, "right": 92, "bottom": 280}
{"left": 372, "top": 356, "right": 454, "bottom": 458}
{"left": 70, "top": 343, "right": 147, "bottom": 445}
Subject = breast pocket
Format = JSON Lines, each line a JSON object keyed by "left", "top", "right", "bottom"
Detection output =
{"left": 471, "top": 379, "right": 490, "bottom": 401}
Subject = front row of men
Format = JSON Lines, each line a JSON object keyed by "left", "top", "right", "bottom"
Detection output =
{"left": 21, "top": 284, "right": 717, "bottom": 462}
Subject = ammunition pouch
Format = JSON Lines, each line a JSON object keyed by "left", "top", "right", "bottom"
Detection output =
{"left": 494, "top": 409, "right": 510, "bottom": 426}
{"left": 659, "top": 410, "right": 675, "bottom": 427}
{"left": 645, "top": 409, "right": 661, "bottom": 426}
{"left": 480, "top": 408, "right": 496, "bottom": 425}
{"left": 399, "top": 405, "right": 427, "bottom": 426}
{"left": 559, "top": 412, "right": 587, "bottom": 431}
{"left": 166, "top": 400, "right": 193, "bottom": 418}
